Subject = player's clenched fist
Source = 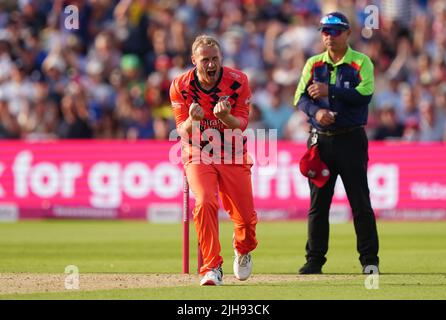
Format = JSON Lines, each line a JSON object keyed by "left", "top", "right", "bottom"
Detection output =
{"left": 189, "top": 102, "right": 204, "bottom": 121}
{"left": 213, "top": 100, "right": 231, "bottom": 119}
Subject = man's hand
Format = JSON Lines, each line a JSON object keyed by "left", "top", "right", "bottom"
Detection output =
{"left": 213, "top": 100, "right": 231, "bottom": 120}
{"left": 315, "top": 109, "right": 336, "bottom": 126}
{"left": 189, "top": 102, "right": 204, "bottom": 121}
{"left": 308, "top": 81, "right": 328, "bottom": 99}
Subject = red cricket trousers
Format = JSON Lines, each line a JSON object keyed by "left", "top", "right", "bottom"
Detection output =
{"left": 185, "top": 161, "right": 258, "bottom": 275}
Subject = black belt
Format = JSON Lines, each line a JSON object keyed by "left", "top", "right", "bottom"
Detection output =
{"left": 313, "top": 126, "right": 363, "bottom": 137}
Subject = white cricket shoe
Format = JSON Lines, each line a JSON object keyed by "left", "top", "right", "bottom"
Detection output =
{"left": 233, "top": 250, "right": 253, "bottom": 281}
{"left": 200, "top": 266, "right": 223, "bottom": 286}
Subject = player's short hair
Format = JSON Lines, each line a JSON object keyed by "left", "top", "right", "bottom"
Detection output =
{"left": 191, "top": 35, "right": 221, "bottom": 55}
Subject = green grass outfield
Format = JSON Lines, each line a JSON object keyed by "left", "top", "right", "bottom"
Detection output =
{"left": 0, "top": 220, "right": 445, "bottom": 300}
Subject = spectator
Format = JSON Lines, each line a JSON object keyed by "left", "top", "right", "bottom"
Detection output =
{"left": 372, "top": 106, "right": 405, "bottom": 141}
{"left": 283, "top": 110, "right": 310, "bottom": 142}
{"left": 0, "top": 95, "right": 20, "bottom": 139}
{"left": 0, "top": 0, "right": 443, "bottom": 142}
{"left": 126, "top": 101, "right": 154, "bottom": 140}
{"left": 0, "top": 59, "right": 36, "bottom": 117}
{"left": 153, "top": 117, "right": 171, "bottom": 140}
{"left": 121, "top": 54, "right": 145, "bottom": 102}
{"left": 57, "top": 84, "right": 93, "bottom": 139}
{"left": 402, "top": 117, "right": 420, "bottom": 141}
{"left": 399, "top": 84, "right": 420, "bottom": 123}
{"left": 114, "top": 89, "right": 134, "bottom": 133}
{"left": 94, "top": 109, "right": 125, "bottom": 139}
{"left": 82, "top": 59, "right": 115, "bottom": 124}
{"left": 42, "top": 53, "right": 68, "bottom": 102}
{"left": 247, "top": 103, "right": 266, "bottom": 131}
{"left": 260, "top": 92, "right": 294, "bottom": 139}
{"left": 0, "top": 39, "right": 13, "bottom": 83}
{"left": 374, "top": 75, "right": 402, "bottom": 114}
{"left": 418, "top": 98, "right": 446, "bottom": 141}
{"left": 21, "top": 80, "right": 59, "bottom": 140}
{"left": 87, "top": 31, "right": 121, "bottom": 79}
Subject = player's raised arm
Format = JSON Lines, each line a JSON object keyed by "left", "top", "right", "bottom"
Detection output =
{"left": 224, "top": 74, "right": 251, "bottom": 131}
{"left": 170, "top": 80, "right": 203, "bottom": 137}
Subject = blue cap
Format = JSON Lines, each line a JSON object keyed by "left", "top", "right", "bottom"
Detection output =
{"left": 319, "top": 12, "right": 350, "bottom": 31}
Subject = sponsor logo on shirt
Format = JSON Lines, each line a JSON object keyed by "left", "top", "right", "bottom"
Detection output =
{"left": 172, "top": 102, "right": 184, "bottom": 109}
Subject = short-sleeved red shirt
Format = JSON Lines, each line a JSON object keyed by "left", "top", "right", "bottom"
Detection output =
{"left": 170, "top": 66, "right": 252, "bottom": 163}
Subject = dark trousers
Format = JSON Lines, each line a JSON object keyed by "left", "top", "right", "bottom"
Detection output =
{"left": 305, "top": 127, "right": 379, "bottom": 267}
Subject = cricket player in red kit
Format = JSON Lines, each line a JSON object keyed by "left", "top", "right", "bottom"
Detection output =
{"left": 170, "top": 35, "right": 258, "bottom": 286}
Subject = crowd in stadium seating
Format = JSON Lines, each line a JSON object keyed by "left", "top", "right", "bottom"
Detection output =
{"left": 0, "top": 0, "right": 445, "bottom": 142}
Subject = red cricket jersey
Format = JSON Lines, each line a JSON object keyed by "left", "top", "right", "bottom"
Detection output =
{"left": 169, "top": 66, "right": 252, "bottom": 163}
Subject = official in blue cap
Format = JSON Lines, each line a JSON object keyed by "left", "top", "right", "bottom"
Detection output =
{"left": 293, "top": 11, "right": 380, "bottom": 275}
